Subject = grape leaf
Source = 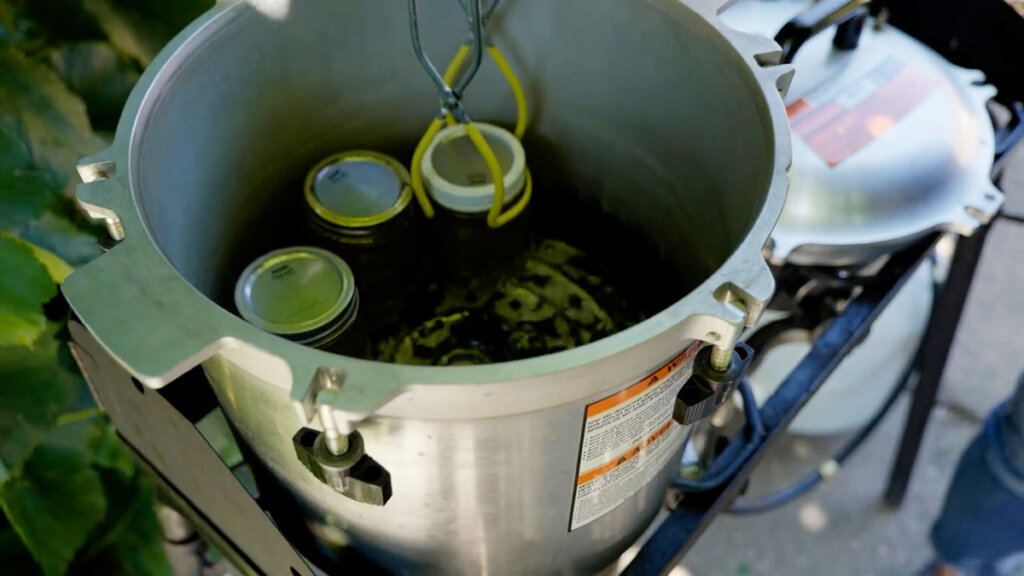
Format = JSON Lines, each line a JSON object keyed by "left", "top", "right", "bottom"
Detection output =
{"left": 82, "top": 0, "right": 214, "bottom": 66}
{"left": 0, "top": 96, "right": 62, "bottom": 234}
{"left": 0, "top": 325, "right": 79, "bottom": 480}
{"left": 86, "top": 470, "right": 171, "bottom": 576}
{"left": 114, "top": 481, "right": 172, "bottom": 576}
{"left": 0, "top": 525, "right": 43, "bottom": 576}
{"left": 0, "top": 5, "right": 16, "bottom": 41}
{"left": 0, "top": 234, "right": 56, "bottom": 347}
{"left": 23, "top": 240, "right": 73, "bottom": 284}
{"left": 18, "top": 209, "right": 103, "bottom": 268}
{"left": 0, "top": 122, "right": 29, "bottom": 172}
{"left": 14, "top": 0, "right": 106, "bottom": 45}
{"left": 0, "top": 170, "right": 60, "bottom": 231}
{"left": 48, "top": 42, "right": 141, "bottom": 132}
{"left": 0, "top": 443, "right": 107, "bottom": 576}
{"left": 0, "top": 46, "right": 106, "bottom": 190}
{"left": 0, "top": 228, "right": 74, "bottom": 284}
{"left": 87, "top": 420, "right": 135, "bottom": 479}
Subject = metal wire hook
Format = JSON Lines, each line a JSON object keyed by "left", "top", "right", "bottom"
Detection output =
{"left": 408, "top": 0, "right": 487, "bottom": 121}
{"left": 456, "top": 0, "right": 500, "bottom": 29}
{"left": 457, "top": 0, "right": 499, "bottom": 49}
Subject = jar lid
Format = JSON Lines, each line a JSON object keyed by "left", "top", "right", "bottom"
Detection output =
{"left": 234, "top": 247, "right": 357, "bottom": 345}
{"left": 420, "top": 122, "right": 527, "bottom": 214}
{"left": 305, "top": 151, "right": 412, "bottom": 228}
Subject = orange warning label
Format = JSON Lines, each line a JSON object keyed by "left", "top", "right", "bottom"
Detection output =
{"left": 787, "top": 57, "right": 941, "bottom": 167}
{"left": 569, "top": 342, "right": 701, "bottom": 530}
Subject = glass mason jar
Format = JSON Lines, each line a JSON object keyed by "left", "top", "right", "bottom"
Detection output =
{"left": 234, "top": 246, "right": 367, "bottom": 357}
{"left": 303, "top": 151, "right": 420, "bottom": 333}
{"left": 420, "top": 122, "right": 532, "bottom": 281}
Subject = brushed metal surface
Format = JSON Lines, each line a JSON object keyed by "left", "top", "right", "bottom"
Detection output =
{"left": 63, "top": 0, "right": 793, "bottom": 572}
{"left": 722, "top": 0, "right": 1002, "bottom": 267}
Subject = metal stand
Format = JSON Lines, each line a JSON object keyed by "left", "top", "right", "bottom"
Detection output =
{"left": 883, "top": 223, "right": 993, "bottom": 506}
{"left": 68, "top": 321, "right": 319, "bottom": 576}
{"left": 623, "top": 236, "right": 936, "bottom": 575}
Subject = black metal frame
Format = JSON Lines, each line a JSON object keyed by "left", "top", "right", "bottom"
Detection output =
{"left": 623, "top": 217, "right": 1012, "bottom": 575}
{"left": 624, "top": 232, "right": 952, "bottom": 574}
{"left": 883, "top": 224, "right": 992, "bottom": 506}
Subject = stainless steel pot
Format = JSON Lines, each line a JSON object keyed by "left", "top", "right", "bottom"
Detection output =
{"left": 63, "top": 0, "right": 792, "bottom": 573}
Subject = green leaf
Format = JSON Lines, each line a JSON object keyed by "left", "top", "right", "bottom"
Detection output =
{"left": 0, "top": 46, "right": 105, "bottom": 190}
{"left": 18, "top": 209, "right": 102, "bottom": 268}
{"left": 0, "top": 122, "right": 30, "bottom": 172}
{"left": 0, "top": 234, "right": 56, "bottom": 347}
{"left": 0, "top": 525, "right": 43, "bottom": 576}
{"left": 31, "top": 414, "right": 134, "bottom": 482}
{"left": 24, "top": 240, "right": 73, "bottom": 284}
{"left": 86, "top": 420, "right": 135, "bottom": 479}
{"left": 0, "top": 5, "right": 16, "bottom": 40}
{"left": 0, "top": 443, "right": 107, "bottom": 576}
{"left": 0, "top": 169, "right": 60, "bottom": 231}
{"left": 82, "top": 0, "right": 214, "bottom": 66}
{"left": 33, "top": 420, "right": 169, "bottom": 575}
{"left": 115, "top": 485, "right": 172, "bottom": 576}
{"left": 37, "top": 416, "right": 94, "bottom": 456}
{"left": 48, "top": 42, "right": 141, "bottom": 133}
{"left": 0, "top": 231, "right": 74, "bottom": 284}
{"left": 90, "top": 471, "right": 171, "bottom": 576}
{"left": 0, "top": 325, "right": 79, "bottom": 479}
{"left": 14, "top": 0, "right": 106, "bottom": 45}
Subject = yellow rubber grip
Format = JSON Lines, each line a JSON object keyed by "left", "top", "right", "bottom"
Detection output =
{"left": 490, "top": 167, "right": 532, "bottom": 228}
{"left": 463, "top": 123, "right": 506, "bottom": 227}
{"left": 413, "top": 43, "right": 532, "bottom": 227}
{"left": 410, "top": 117, "right": 444, "bottom": 219}
{"left": 487, "top": 46, "right": 529, "bottom": 139}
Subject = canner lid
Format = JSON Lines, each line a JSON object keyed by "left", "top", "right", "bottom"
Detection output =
{"left": 722, "top": 0, "right": 1003, "bottom": 266}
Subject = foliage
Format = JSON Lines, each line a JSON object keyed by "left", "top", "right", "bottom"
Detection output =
{"left": 0, "top": 0, "right": 212, "bottom": 574}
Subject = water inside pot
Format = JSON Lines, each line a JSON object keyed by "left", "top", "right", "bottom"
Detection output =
{"left": 230, "top": 171, "right": 686, "bottom": 364}
{"left": 370, "top": 182, "right": 684, "bottom": 365}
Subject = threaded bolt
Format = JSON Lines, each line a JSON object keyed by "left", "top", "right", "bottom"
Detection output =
{"left": 710, "top": 344, "right": 732, "bottom": 372}
{"left": 318, "top": 403, "right": 349, "bottom": 456}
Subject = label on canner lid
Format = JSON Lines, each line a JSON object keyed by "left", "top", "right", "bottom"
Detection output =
{"left": 786, "top": 57, "right": 942, "bottom": 167}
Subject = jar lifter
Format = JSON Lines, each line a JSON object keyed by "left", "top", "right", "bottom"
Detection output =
{"left": 407, "top": 0, "right": 532, "bottom": 228}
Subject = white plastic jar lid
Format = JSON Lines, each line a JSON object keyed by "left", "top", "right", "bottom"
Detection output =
{"left": 420, "top": 122, "right": 527, "bottom": 214}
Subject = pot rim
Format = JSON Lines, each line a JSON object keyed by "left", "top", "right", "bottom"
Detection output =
{"left": 64, "top": 0, "right": 793, "bottom": 422}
